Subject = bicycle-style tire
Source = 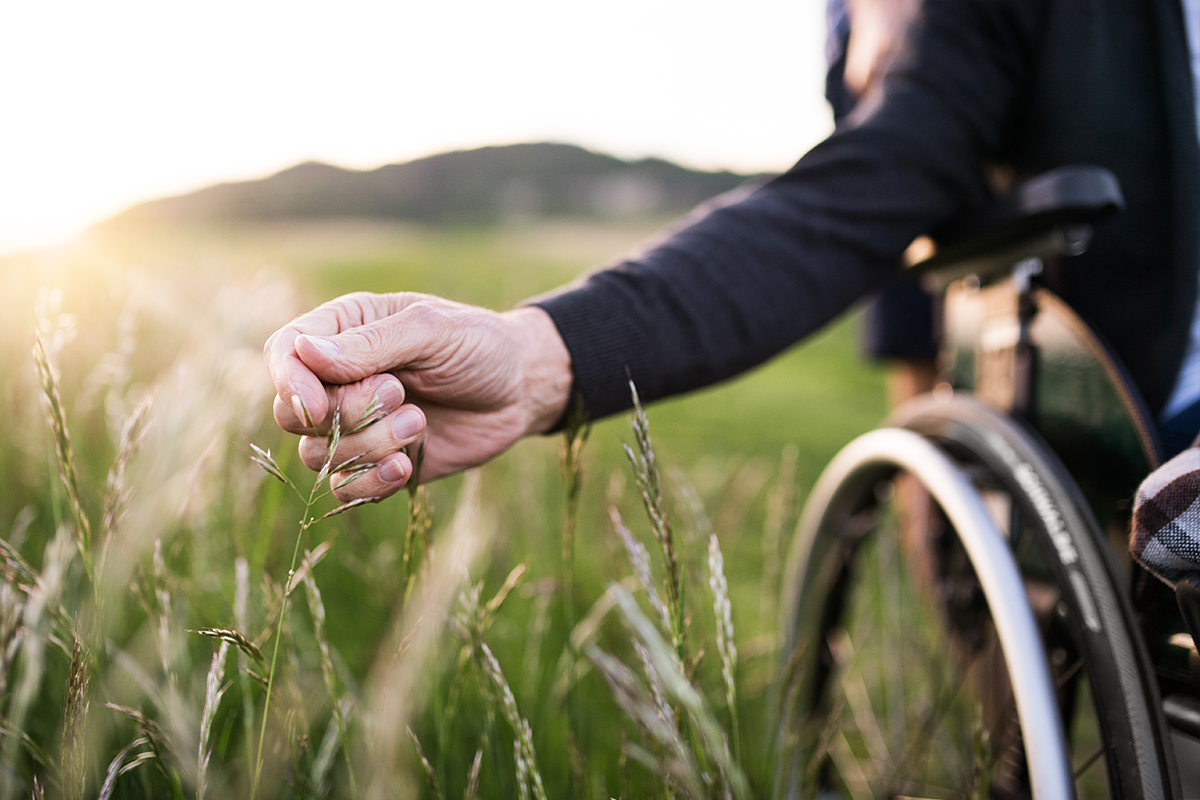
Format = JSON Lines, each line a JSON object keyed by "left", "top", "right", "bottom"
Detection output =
{"left": 776, "top": 394, "right": 1176, "bottom": 799}
{"left": 892, "top": 395, "right": 1175, "bottom": 798}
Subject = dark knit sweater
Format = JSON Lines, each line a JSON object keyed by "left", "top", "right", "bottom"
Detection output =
{"left": 535, "top": 0, "right": 1200, "bottom": 423}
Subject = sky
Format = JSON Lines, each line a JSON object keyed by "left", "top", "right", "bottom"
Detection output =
{"left": 0, "top": 0, "right": 833, "bottom": 257}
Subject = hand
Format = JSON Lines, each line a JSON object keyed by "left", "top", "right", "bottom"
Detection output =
{"left": 263, "top": 292, "right": 573, "bottom": 501}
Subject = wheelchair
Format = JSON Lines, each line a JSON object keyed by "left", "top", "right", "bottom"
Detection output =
{"left": 776, "top": 167, "right": 1200, "bottom": 799}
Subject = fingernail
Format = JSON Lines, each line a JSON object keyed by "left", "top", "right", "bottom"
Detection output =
{"left": 375, "top": 379, "right": 403, "bottom": 408}
{"left": 302, "top": 335, "right": 339, "bottom": 358}
{"left": 379, "top": 459, "right": 407, "bottom": 484}
{"left": 291, "top": 395, "right": 314, "bottom": 428}
{"left": 392, "top": 408, "right": 424, "bottom": 440}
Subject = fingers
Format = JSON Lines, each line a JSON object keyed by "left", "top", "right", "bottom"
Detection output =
{"left": 274, "top": 372, "right": 407, "bottom": 435}
{"left": 264, "top": 292, "right": 428, "bottom": 429}
{"left": 293, "top": 299, "right": 461, "bottom": 385}
{"left": 298, "top": 401, "right": 427, "bottom": 478}
{"left": 330, "top": 451, "right": 414, "bottom": 503}
{"left": 266, "top": 331, "right": 329, "bottom": 431}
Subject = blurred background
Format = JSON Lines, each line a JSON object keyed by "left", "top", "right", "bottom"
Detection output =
{"left": 1, "top": 0, "right": 832, "bottom": 256}
{"left": 0, "top": 2, "right": 894, "bottom": 797}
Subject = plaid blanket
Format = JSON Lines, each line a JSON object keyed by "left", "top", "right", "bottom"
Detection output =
{"left": 1131, "top": 442, "right": 1200, "bottom": 585}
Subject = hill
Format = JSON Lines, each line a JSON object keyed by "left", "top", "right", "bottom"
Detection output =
{"left": 97, "top": 143, "right": 760, "bottom": 230}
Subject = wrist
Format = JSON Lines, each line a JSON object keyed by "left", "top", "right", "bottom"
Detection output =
{"left": 506, "top": 306, "right": 574, "bottom": 435}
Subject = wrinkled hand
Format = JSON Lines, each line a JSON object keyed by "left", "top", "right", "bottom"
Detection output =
{"left": 263, "top": 292, "right": 572, "bottom": 501}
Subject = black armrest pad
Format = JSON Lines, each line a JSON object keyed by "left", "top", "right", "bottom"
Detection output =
{"left": 914, "top": 165, "right": 1124, "bottom": 274}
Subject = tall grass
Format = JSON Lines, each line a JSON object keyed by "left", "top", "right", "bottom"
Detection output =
{"left": 0, "top": 224, "right": 886, "bottom": 799}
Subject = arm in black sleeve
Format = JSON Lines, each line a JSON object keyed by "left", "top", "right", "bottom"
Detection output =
{"left": 533, "top": 0, "right": 1046, "bottom": 421}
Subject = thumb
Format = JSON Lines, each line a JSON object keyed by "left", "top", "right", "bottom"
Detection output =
{"left": 294, "top": 311, "right": 445, "bottom": 384}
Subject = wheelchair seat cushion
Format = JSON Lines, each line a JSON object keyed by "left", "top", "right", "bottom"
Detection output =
{"left": 1131, "top": 441, "right": 1200, "bottom": 585}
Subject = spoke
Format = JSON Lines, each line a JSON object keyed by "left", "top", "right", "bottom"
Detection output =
{"left": 1055, "top": 656, "right": 1084, "bottom": 691}
{"left": 1074, "top": 746, "right": 1105, "bottom": 779}
{"left": 812, "top": 495, "right": 1081, "bottom": 800}
{"left": 879, "top": 524, "right": 909, "bottom": 754}
{"left": 885, "top": 633, "right": 968, "bottom": 791}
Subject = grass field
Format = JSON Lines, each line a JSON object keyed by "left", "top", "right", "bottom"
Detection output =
{"left": 0, "top": 217, "right": 886, "bottom": 799}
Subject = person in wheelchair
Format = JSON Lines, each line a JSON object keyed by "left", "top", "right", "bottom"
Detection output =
{"left": 263, "top": 0, "right": 1200, "bottom": 794}
{"left": 264, "top": 0, "right": 1200, "bottom": 548}
{"left": 826, "top": 0, "right": 943, "bottom": 412}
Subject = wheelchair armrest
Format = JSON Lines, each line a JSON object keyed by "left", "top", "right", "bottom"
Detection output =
{"left": 910, "top": 166, "right": 1124, "bottom": 291}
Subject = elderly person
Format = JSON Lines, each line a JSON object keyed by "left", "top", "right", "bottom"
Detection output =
{"left": 265, "top": 0, "right": 1200, "bottom": 513}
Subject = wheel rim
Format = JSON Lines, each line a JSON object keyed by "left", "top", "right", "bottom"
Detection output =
{"left": 789, "top": 482, "right": 1110, "bottom": 799}
{"left": 778, "top": 429, "right": 1074, "bottom": 800}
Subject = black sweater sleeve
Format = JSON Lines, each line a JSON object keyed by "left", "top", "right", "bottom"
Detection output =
{"left": 533, "top": 0, "right": 1045, "bottom": 422}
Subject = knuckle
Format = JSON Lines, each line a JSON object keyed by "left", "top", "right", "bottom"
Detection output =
{"left": 346, "top": 325, "right": 387, "bottom": 355}
{"left": 404, "top": 300, "right": 449, "bottom": 330}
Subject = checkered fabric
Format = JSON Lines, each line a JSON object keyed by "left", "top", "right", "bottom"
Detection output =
{"left": 1131, "top": 443, "right": 1200, "bottom": 585}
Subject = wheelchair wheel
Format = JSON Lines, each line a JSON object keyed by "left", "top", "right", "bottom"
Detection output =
{"left": 777, "top": 395, "right": 1175, "bottom": 800}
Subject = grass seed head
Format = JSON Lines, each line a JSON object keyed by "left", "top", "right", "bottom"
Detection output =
{"left": 190, "top": 628, "right": 265, "bottom": 666}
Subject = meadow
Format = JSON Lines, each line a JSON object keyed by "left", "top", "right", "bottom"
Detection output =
{"left": 0, "top": 216, "right": 886, "bottom": 799}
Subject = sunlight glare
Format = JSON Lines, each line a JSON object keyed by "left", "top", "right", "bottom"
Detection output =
{"left": 0, "top": 0, "right": 831, "bottom": 256}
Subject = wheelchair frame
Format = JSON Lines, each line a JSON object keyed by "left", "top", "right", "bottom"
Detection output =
{"left": 777, "top": 167, "right": 1200, "bottom": 799}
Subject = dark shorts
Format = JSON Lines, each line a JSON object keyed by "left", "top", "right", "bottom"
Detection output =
{"left": 861, "top": 278, "right": 939, "bottom": 361}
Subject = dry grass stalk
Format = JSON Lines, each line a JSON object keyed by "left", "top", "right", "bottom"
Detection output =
{"left": 559, "top": 402, "right": 590, "bottom": 635}
{"left": 520, "top": 585, "right": 554, "bottom": 702}
{"left": 344, "top": 394, "right": 388, "bottom": 436}
{"left": 0, "top": 584, "right": 23, "bottom": 709}
{"left": 358, "top": 470, "right": 488, "bottom": 800}
{"left": 463, "top": 746, "right": 484, "bottom": 800}
{"left": 247, "top": 406, "right": 379, "bottom": 800}
{"left": 1, "top": 527, "right": 73, "bottom": 800}
{"left": 401, "top": 442, "right": 432, "bottom": 604}
{"left": 98, "top": 735, "right": 155, "bottom": 800}
{"left": 707, "top": 532, "right": 740, "bottom": 762}
{"left": 609, "top": 589, "right": 749, "bottom": 799}
{"left": 548, "top": 577, "right": 641, "bottom": 702}
{"left": 443, "top": 561, "right": 528, "bottom": 790}
{"left": 970, "top": 708, "right": 993, "bottom": 800}
{"left": 99, "top": 393, "right": 153, "bottom": 567}
{"left": 585, "top": 643, "right": 701, "bottom": 798}
{"left": 190, "top": 628, "right": 264, "bottom": 666}
{"left": 761, "top": 444, "right": 798, "bottom": 618}
{"left": 0, "top": 539, "right": 36, "bottom": 592}
{"left": 105, "top": 703, "right": 181, "bottom": 791}
{"left": 59, "top": 633, "right": 90, "bottom": 800}
{"left": 477, "top": 642, "right": 547, "bottom": 800}
{"left": 232, "top": 557, "right": 258, "bottom": 775}
{"left": 674, "top": 475, "right": 742, "bottom": 761}
{"left": 151, "top": 540, "right": 176, "bottom": 690}
{"left": 481, "top": 564, "right": 526, "bottom": 627}
{"left": 405, "top": 727, "right": 445, "bottom": 800}
{"left": 301, "top": 552, "right": 358, "bottom": 799}
{"left": 196, "top": 641, "right": 230, "bottom": 800}
{"left": 632, "top": 637, "right": 679, "bottom": 744}
{"left": 609, "top": 508, "right": 671, "bottom": 635}
{"left": 622, "top": 382, "right": 686, "bottom": 664}
{"left": 309, "top": 714, "right": 343, "bottom": 795}
{"left": 32, "top": 331, "right": 93, "bottom": 579}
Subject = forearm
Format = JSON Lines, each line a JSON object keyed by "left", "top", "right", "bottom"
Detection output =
{"left": 533, "top": 145, "right": 963, "bottom": 421}
{"left": 532, "top": 0, "right": 1038, "bottom": 423}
